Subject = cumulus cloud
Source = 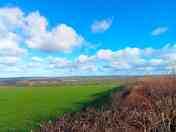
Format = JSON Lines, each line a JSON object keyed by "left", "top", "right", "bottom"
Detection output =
{"left": 0, "top": 8, "right": 27, "bottom": 58}
{"left": 25, "top": 12, "right": 84, "bottom": 52}
{"left": 2, "top": 43, "right": 176, "bottom": 76}
{"left": 0, "top": 6, "right": 87, "bottom": 72}
{"left": 96, "top": 49, "right": 113, "bottom": 60}
{"left": 0, "top": 7, "right": 85, "bottom": 55}
{"left": 91, "top": 18, "right": 113, "bottom": 33}
{"left": 47, "top": 56, "right": 71, "bottom": 68}
{"left": 0, "top": 7, "right": 24, "bottom": 31}
{"left": 20, "top": 44, "right": 176, "bottom": 76}
{"left": 31, "top": 55, "right": 97, "bottom": 74}
{"left": 111, "top": 61, "right": 132, "bottom": 70}
{"left": 94, "top": 44, "right": 176, "bottom": 74}
{"left": 148, "top": 59, "right": 163, "bottom": 66}
{"left": 151, "top": 27, "right": 168, "bottom": 36}
{"left": 0, "top": 33, "right": 26, "bottom": 57}
{"left": 77, "top": 55, "right": 95, "bottom": 64}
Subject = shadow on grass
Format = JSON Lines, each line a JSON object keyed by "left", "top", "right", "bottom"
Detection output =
{"left": 78, "top": 85, "right": 123, "bottom": 111}
{"left": 59, "top": 85, "right": 124, "bottom": 114}
{"left": 33, "top": 85, "right": 124, "bottom": 132}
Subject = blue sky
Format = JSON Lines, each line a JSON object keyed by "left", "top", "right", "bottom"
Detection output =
{"left": 0, "top": 0, "right": 176, "bottom": 77}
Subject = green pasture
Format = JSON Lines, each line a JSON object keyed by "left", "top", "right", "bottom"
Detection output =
{"left": 0, "top": 81, "right": 121, "bottom": 132}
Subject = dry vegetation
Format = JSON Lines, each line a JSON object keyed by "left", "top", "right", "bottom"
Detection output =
{"left": 40, "top": 76, "right": 176, "bottom": 132}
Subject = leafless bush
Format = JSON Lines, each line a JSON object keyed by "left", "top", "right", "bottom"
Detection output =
{"left": 40, "top": 76, "right": 176, "bottom": 132}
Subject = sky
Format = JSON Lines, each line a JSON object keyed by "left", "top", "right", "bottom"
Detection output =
{"left": 0, "top": 0, "right": 176, "bottom": 77}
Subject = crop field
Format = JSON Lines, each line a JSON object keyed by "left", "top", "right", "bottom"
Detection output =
{"left": 0, "top": 80, "right": 120, "bottom": 132}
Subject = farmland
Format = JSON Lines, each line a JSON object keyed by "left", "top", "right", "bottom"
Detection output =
{"left": 0, "top": 79, "right": 121, "bottom": 132}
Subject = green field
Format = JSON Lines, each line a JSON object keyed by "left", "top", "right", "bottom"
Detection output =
{"left": 0, "top": 81, "right": 120, "bottom": 132}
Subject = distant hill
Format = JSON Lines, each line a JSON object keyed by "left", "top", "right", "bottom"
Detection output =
{"left": 0, "top": 76, "right": 130, "bottom": 85}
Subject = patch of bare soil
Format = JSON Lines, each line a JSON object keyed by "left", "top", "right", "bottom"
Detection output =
{"left": 40, "top": 76, "right": 176, "bottom": 132}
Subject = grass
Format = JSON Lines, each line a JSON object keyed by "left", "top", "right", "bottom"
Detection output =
{"left": 0, "top": 81, "right": 120, "bottom": 132}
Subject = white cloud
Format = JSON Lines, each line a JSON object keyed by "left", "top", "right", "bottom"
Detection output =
{"left": 0, "top": 34, "right": 26, "bottom": 57}
{"left": 96, "top": 48, "right": 142, "bottom": 63}
{"left": 111, "top": 61, "right": 131, "bottom": 70}
{"left": 0, "top": 57, "right": 20, "bottom": 66}
{"left": 31, "top": 57, "right": 43, "bottom": 62}
{"left": 77, "top": 55, "right": 95, "bottom": 64}
{"left": 91, "top": 18, "right": 113, "bottom": 33}
{"left": 114, "top": 48, "right": 140, "bottom": 58}
{"left": 2, "top": 43, "right": 176, "bottom": 76}
{"left": 47, "top": 56, "right": 71, "bottom": 68}
{"left": 79, "top": 65, "right": 97, "bottom": 72}
{"left": 0, "top": 7, "right": 24, "bottom": 32}
{"left": 113, "top": 48, "right": 141, "bottom": 63}
{"left": 0, "top": 7, "right": 27, "bottom": 58}
{"left": 25, "top": 12, "right": 84, "bottom": 52}
{"left": 94, "top": 44, "right": 176, "bottom": 74}
{"left": 151, "top": 27, "right": 168, "bottom": 36}
{"left": 96, "top": 49, "right": 113, "bottom": 60}
{"left": 0, "top": 7, "right": 85, "bottom": 54}
{"left": 148, "top": 59, "right": 163, "bottom": 66}
{"left": 27, "top": 62, "right": 42, "bottom": 68}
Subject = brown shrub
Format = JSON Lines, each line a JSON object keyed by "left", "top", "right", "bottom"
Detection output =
{"left": 40, "top": 76, "right": 176, "bottom": 132}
